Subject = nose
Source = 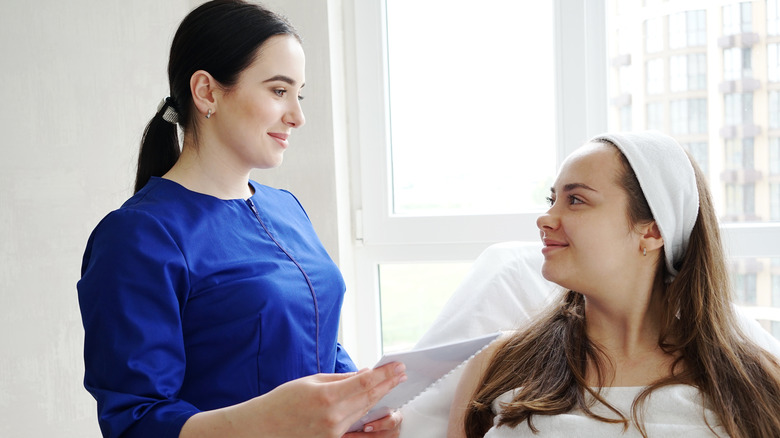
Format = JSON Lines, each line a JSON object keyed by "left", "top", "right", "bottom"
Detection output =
{"left": 283, "top": 100, "right": 306, "bottom": 128}
{"left": 536, "top": 207, "right": 558, "bottom": 233}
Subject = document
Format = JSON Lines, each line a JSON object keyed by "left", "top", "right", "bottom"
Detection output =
{"left": 347, "top": 332, "right": 501, "bottom": 432}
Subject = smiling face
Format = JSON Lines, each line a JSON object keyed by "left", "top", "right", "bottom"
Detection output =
{"left": 211, "top": 34, "right": 306, "bottom": 172}
{"left": 536, "top": 142, "right": 643, "bottom": 295}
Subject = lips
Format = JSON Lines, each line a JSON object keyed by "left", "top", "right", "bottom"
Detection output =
{"left": 543, "top": 238, "right": 567, "bottom": 247}
{"left": 268, "top": 132, "right": 289, "bottom": 147}
{"left": 541, "top": 237, "right": 568, "bottom": 255}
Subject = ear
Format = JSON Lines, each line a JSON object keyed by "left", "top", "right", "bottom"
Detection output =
{"left": 638, "top": 221, "right": 664, "bottom": 253}
{"left": 190, "top": 70, "right": 218, "bottom": 117}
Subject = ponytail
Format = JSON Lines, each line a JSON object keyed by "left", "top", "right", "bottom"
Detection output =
{"left": 134, "top": 99, "right": 180, "bottom": 193}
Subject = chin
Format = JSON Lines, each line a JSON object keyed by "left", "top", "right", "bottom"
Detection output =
{"left": 541, "top": 263, "right": 572, "bottom": 289}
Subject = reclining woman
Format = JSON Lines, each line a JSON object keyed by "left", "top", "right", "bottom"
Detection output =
{"left": 447, "top": 131, "right": 780, "bottom": 437}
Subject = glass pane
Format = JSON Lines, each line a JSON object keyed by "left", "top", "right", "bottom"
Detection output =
{"left": 607, "top": 1, "right": 780, "bottom": 344}
{"left": 731, "top": 257, "right": 780, "bottom": 341}
{"left": 385, "top": 0, "right": 556, "bottom": 215}
{"left": 606, "top": 1, "right": 778, "bottom": 226}
{"left": 378, "top": 262, "right": 472, "bottom": 353}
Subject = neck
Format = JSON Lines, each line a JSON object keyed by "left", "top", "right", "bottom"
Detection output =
{"left": 581, "top": 272, "right": 678, "bottom": 387}
{"left": 163, "top": 138, "right": 253, "bottom": 200}
{"left": 583, "top": 271, "right": 666, "bottom": 358}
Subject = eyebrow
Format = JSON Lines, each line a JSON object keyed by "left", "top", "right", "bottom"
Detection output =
{"left": 262, "top": 75, "right": 305, "bottom": 87}
{"left": 550, "top": 183, "right": 598, "bottom": 193}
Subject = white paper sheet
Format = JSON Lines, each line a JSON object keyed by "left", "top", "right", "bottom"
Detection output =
{"left": 347, "top": 332, "right": 501, "bottom": 432}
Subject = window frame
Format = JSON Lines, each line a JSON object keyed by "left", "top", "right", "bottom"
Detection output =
{"left": 341, "top": 0, "right": 780, "bottom": 366}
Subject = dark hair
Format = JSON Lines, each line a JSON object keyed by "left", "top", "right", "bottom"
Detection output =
{"left": 464, "top": 141, "right": 780, "bottom": 437}
{"left": 135, "top": 0, "right": 300, "bottom": 193}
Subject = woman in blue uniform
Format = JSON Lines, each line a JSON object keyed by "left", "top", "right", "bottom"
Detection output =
{"left": 77, "top": 1, "right": 405, "bottom": 437}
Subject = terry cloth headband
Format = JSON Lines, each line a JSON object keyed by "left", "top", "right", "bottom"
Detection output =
{"left": 590, "top": 131, "right": 699, "bottom": 282}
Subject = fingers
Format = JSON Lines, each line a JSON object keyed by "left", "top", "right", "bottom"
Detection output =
{"left": 340, "top": 362, "right": 406, "bottom": 399}
{"left": 356, "top": 362, "right": 407, "bottom": 406}
{"left": 311, "top": 369, "right": 369, "bottom": 383}
{"left": 361, "top": 411, "right": 403, "bottom": 433}
{"left": 333, "top": 362, "right": 406, "bottom": 432}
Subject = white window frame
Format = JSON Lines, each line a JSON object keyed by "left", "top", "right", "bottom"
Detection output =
{"left": 340, "top": 0, "right": 780, "bottom": 367}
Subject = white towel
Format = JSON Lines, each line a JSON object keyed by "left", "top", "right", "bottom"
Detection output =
{"left": 591, "top": 131, "right": 699, "bottom": 281}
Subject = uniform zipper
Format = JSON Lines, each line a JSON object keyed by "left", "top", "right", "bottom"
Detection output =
{"left": 246, "top": 198, "right": 322, "bottom": 373}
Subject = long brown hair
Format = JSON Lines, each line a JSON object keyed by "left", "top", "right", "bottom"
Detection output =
{"left": 464, "top": 141, "right": 780, "bottom": 437}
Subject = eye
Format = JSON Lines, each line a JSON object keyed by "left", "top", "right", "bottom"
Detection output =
{"left": 568, "top": 195, "right": 584, "bottom": 205}
{"left": 545, "top": 196, "right": 555, "bottom": 207}
{"left": 297, "top": 94, "right": 305, "bottom": 101}
{"left": 274, "top": 89, "right": 287, "bottom": 97}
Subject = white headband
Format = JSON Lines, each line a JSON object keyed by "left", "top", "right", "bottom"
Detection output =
{"left": 590, "top": 131, "right": 699, "bottom": 281}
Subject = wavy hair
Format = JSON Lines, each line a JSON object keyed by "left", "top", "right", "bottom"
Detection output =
{"left": 464, "top": 141, "right": 780, "bottom": 437}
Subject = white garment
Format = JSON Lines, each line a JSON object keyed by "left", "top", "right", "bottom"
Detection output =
{"left": 485, "top": 385, "right": 727, "bottom": 438}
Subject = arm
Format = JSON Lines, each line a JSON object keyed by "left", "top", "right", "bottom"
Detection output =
{"left": 447, "top": 338, "right": 504, "bottom": 438}
{"left": 180, "top": 364, "right": 406, "bottom": 438}
{"left": 78, "top": 210, "right": 198, "bottom": 437}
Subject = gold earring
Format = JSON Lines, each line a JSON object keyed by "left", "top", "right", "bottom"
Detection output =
{"left": 205, "top": 109, "right": 212, "bottom": 119}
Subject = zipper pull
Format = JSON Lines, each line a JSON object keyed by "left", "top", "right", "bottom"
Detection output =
{"left": 246, "top": 199, "right": 259, "bottom": 215}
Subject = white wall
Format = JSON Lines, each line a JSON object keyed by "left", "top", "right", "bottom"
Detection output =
{"left": 0, "top": 1, "right": 347, "bottom": 436}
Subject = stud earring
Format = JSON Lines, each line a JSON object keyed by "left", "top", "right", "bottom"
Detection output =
{"left": 643, "top": 247, "right": 647, "bottom": 256}
{"left": 206, "top": 109, "right": 212, "bottom": 119}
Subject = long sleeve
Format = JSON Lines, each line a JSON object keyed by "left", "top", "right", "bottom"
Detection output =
{"left": 77, "top": 178, "right": 354, "bottom": 436}
{"left": 78, "top": 209, "right": 199, "bottom": 437}
{"left": 335, "top": 342, "right": 357, "bottom": 373}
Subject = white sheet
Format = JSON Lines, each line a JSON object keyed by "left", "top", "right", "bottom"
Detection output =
{"left": 398, "top": 241, "right": 780, "bottom": 438}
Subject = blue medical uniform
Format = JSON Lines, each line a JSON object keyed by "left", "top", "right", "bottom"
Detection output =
{"left": 77, "top": 177, "right": 356, "bottom": 437}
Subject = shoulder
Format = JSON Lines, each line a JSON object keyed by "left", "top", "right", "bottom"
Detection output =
{"left": 84, "top": 185, "right": 190, "bottom": 267}
{"left": 250, "top": 180, "right": 301, "bottom": 202}
{"left": 470, "top": 331, "right": 516, "bottom": 374}
{"left": 250, "top": 180, "right": 309, "bottom": 216}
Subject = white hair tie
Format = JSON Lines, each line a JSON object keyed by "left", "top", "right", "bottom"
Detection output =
{"left": 156, "top": 97, "right": 180, "bottom": 124}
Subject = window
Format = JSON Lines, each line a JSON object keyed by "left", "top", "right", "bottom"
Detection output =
{"left": 670, "top": 98, "right": 707, "bottom": 134}
{"left": 683, "top": 141, "right": 709, "bottom": 176}
{"left": 768, "top": 43, "right": 780, "bottom": 82}
{"left": 723, "top": 2, "right": 753, "bottom": 35}
{"left": 770, "top": 138, "right": 780, "bottom": 174}
{"left": 346, "top": 0, "right": 780, "bottom": 362}
{"left": 770, "top": 91, "right": 780, "bottom": 129}
{"left": 772, "top": 183, "right": 780, "bottom": 220}
{"left": 670, "top": 53, "right": 706, "bottom": 92}
{"left": 726, "top": 183, "right": 756, "bottom": 216}
{"left": 770, "top": 0, "right": 780, "bottom": 36}
{"left": 725, "top": 92, "right": 754, "bottom": 125}
{"left": 646, "top": 58, "right": 664, "bottom": 94}
{"left": 384, "top": 0, "right": 555, "bottom": 217}
{"left": 670, "top": 10, "right": 706, "bottom": 49}
{"left": 620, "top": 105, "right": 633, "bottom": 131}
{"left": 619, "top": 64, "right": 632, "bottom": 94}
{"left": 647, "top": 101, "right": 665, "bottom": 130}
{"left": 725, "top": 138, "right": 755, "bottom": 170}
{"left": 733, "top": 272, "right": 758, "bottom": 305}
{"left": 346, "top": 0, "right": 574, "bottom": 360}
{"left": 724, "top": 48, "right": 753, "bottom": 80}
{"left": 645, "top": 17, "right": 664, "bottom": 53}
{"left": 378, "top": 262, "right": 471, "bottom": 352}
